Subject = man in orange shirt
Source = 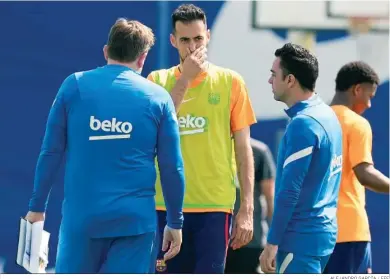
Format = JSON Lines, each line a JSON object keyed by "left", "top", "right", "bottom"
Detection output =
{"left": 324, "top": 61, "right": 389, "bottom": 274}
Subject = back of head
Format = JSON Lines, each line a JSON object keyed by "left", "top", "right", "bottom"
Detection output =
{"left": 107, "top": 18, "right": 155, "bottom": 63}
{"left": 335, "top": 61, "right": 379, "bottom": 92}
{"left": 275, "top": 43, "right": 318, "bottom": 91}
{"left": 171, "top": 4, "right": 207, "bottom": 31}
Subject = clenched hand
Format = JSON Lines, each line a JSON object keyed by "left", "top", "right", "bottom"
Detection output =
{"left": 230, "top": 208, "right": 253, "bottom": 250}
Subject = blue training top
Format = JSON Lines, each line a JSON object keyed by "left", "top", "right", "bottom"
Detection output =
{"left": 29, "top": 64, "right": 185, "bottom": 238}
{"left": 267, "top": 94, "right": 343, "bottom": 257}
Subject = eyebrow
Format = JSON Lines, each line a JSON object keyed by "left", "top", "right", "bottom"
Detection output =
{"left": 270, "top": 69, "right": 275, "bottom": 73}
{"left": 180, "top": 35, "right": 203, "bottom": 40}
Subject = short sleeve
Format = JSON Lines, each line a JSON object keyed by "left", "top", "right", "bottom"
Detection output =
{"left": 147, "top": 73, "right": 155, "bottom": 82}
{"left": 349, "top": 119, "right": 373, "bottom": 168}
{"left": 230, "top": 73, "right": 257, "bottom": 132}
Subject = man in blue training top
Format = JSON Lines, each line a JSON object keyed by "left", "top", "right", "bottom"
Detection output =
{"left": 24, "top": 18, "right": 185, "bottom": 274}
{"left": 259, "top": 43, "right": 343, "bottom": 274}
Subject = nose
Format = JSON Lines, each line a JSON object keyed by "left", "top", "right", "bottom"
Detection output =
{"left": 268, "top": 77, "right": 273, "bottom": 84}
{"left": 189, "top": 41, "right": 197, "bottom": 53}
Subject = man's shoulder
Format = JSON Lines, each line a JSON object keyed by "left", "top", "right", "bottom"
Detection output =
{"left": 209, "top": 64, "right": 245, "bottom": 83}
{"left": 346, "top": 109, "right": 371, "bottom": 128}
{"left": 331, "top": 105, "right": 371, "bottom": 133}
{"left": 298, "top": 102, "right": 341, "bottom": 128}
{"left": 286, "top": 114, "right": 328, "bottom": 145}
{"left": 141, "top": 77, "right": 171, "bottom": 103}
{"left": 289, "top": 114, "right": 319, "bottom": 130}
{"left": 72, "top": 66, "right": 103, "bottom": 79}
{"left": 350, "top": 114, "right": 372, "bottom": 136}
{"left": 148, "top": 66, "right": 177, "bottom": 80}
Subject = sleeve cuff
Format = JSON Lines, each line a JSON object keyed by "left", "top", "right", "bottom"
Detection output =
{"left": 167, "top": 221, "right": 183, "bottom": 230}
{"left": 267, "top": 229, "right": 281, "bottom": 245}
{"left": 28, "top": 199, "right": 47, "bottom": 212}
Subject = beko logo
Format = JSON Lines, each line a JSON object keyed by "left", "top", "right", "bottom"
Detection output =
{"left": 89, "top": 116, "right": 133, "bottom": 141}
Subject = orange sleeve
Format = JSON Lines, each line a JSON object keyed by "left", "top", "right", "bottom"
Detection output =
{"left": 230, "top": 74, "right": 257, "bottom": 132}
{"left": 349, "top": 118, "right": 373, "bottom": 168}
{"left": 146, "top": 73, "right": 155, "bottom": 82}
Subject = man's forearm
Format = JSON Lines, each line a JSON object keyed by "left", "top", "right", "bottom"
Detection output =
{"left": 355, "top": 164, "right": 390, "bottom": 193}
{"left": 361, "top": 169, "right": 389, "bottom": 193}
{"left": 236, "top": 142, "right": 254, "bottom": 210}
{"left": 29, "top": 151, "right": 64, "bottom": 212}
{"left": 170, "top": 76, "right": 190, "bottom": 112}
{"left": 267, "top": 190, "right": 297, "bottom": 245}
{"left": 160, "top": 166, "right": 185, "bottom": 229}
{"left": 30, "top": 95, "right": 67, "bottom": 212}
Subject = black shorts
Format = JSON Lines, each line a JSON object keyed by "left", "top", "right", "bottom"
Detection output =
{"left": 225, "top": 246, "right": 263, "bottom": 274}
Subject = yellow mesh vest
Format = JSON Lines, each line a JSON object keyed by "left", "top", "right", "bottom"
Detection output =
{"left": 151, "top": 64, "right": 237, "bottom": 213}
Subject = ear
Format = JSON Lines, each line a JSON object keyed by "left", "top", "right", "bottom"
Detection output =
{"left": 103, "top": 45, "right": 108, "bottom": 61}
{"left": 170, "top": 33, "right": 177, "bottom": 48}
{"left": 352, "top": 84, "right": 362, "bottom": 97}
{"left": 286, "top": 74, "right": 296, "bottom": 88}
{"left": 206, "top": 29, "right": 211, "bottom": 42}
{"left": 136, "top": 52, "right": 148, "bottom": 69}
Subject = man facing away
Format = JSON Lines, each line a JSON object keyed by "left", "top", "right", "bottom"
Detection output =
{"left": 324, "top": 61, "right": 389, "bottom": 274}
{"left": 259, "top": 43, "right": 343, "bottom": 274}
{"left": 148, "top": 4, "right": 257, "bottom": 274}
{"left": 25, "top": 18, "right": 185, "bottom": 274}
{"left": 225, "top": 138, "right": 276, "bottom": 274}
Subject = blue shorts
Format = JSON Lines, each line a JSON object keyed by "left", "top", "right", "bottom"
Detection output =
{"left": 323, "top": 241, "right": 372, "bottom": 274}
{"left": 276, "top": 250, "right": 330, "bottom": 274}
{"left": 56, "top": 224, "right": 155, "bottom": 273}
{"left": 151, "top": 211, "right": 232, "bottom": 274}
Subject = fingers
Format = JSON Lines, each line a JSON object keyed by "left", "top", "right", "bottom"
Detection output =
{"left": 181, "top": 45, "right": 207, "bottom": 80}
{"left": 192, "top": 45, "right": 205, "bottom": 57}
{"left": 266, "top": 257, "right": 276, "bottom": 273}
{"left": 259, "top": 252, "right": 276, "bottom": 274}
{"left": 194, "top": 47, "right": 207, "bottom": 64}
{"left": 270, "top": 258, "right": 276, "bottom": 272}
{"left": 194, "top": 46, "right": 206, "bottom": 58}
{"left": 230, "top": 223, "right": 237, "bottom": 248}
{"left": 185, "top": 47, "right": 191, "bottom": 59}
{"left": 230, "top": 225, "right": 253, "bottom": 250}
{"left": 163, "top": 242, "right": 181, "bottom": 261}
{"left": 242, "top": 229, "right": 253, "bottom": 246}
{"left": 162, "top": 238, "right": 169, "bottom": 252}
{"left": 25, "top": 212, "right": 45, "bottom": 223}
{"left": 198, "top": 52, "right": 207, "bottom": 65}
{"left": 186, "top": 46, "right": 206, "bottom": 66}
{"left": 230, "top": 226, "right": 243, "bottom": 250}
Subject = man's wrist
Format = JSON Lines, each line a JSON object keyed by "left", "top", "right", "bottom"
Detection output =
{"left": 177, "top": 75, "right": 191, "bottom": 86}
{"left": 167, "top": 223, "right": 182, "bottom": 230}
{"left": 267, "top": 233, "right": 279, "bottom": 246}
{"left": 239, "top": 200, "right": 254, "bottom": 213}
{"left": 266, "top": 243, "right": 278, "bottom": 249}
{"left": 28, "top": 200, "right": 46, "bottom": 213}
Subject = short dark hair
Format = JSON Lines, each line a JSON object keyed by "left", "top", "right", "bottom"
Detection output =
{"left": 107, "top": 18, "right": 155, "bottom": 63}
{"left": 335, "top": 61, "right": 379, "bottom": 91}
{"left": 274, "top": 43, "right": 319, "bottom": 91}
{"left": 172, "top": 4, "right": 207, "bottom": 32}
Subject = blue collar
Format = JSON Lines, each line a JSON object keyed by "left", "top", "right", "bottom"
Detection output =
{"left": 284, "top": 94, "right": 322, "bottom": 118}
{"left": 103, "top": 64, "right": 140, "bottom": 75}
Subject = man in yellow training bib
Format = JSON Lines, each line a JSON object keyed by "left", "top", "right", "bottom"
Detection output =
{"left": 148, "top": 4, "right": 257, "bottom": 274}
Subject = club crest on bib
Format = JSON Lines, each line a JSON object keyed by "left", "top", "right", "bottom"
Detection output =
{"left": 156, "top": 259, "right": 167, "bottom": 272}
{"left": 208, "top": 92, "right": 220, "bottom": 105}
